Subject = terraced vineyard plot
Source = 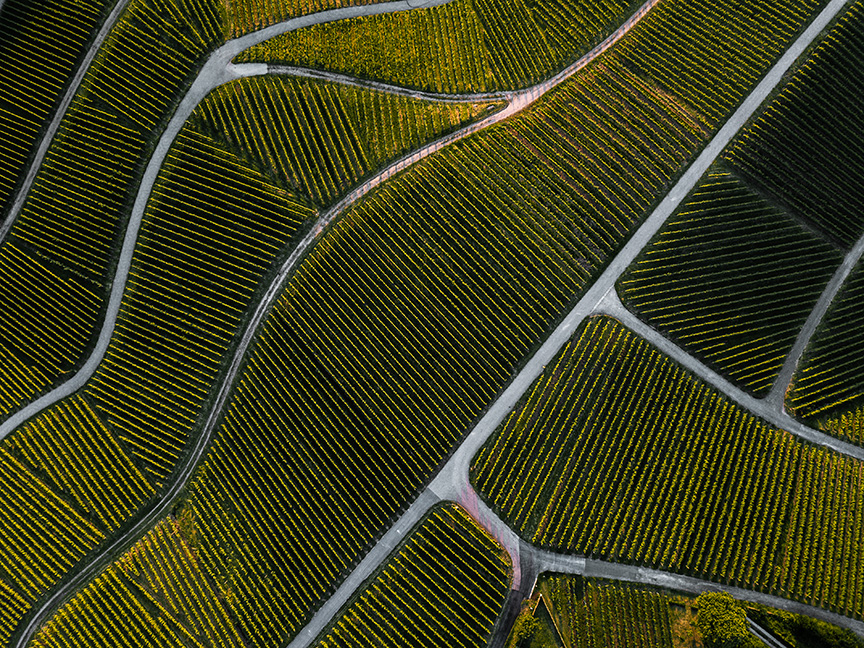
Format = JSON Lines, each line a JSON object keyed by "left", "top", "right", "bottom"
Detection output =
{"left": 0, "top": 0, "right": 225, "bottom": 422}
{"left": 724, "top": 1, "right": 864, "bottom": 248}
{"left": 160, "top": 0, "right": 828, "bottom": 644}
{"left": 788, "top": 262, "right": 864, "bottom": 445}
{"left": 0, "top": 395, "right": 152, "bottom": 645}
{"left": 0, "top": 0, "right": 116, "bottom": 224}
{"left": 528, "top": 575, "right": 674, "bottom": 648}
{"left": 314, "top": 504, "right": 511, "bottom": 648}
{"left": 225, "top": 0, "right": 396, "bottom": 36}
{"left": 619, "top": 164, "right": 842, "bottom": 397}
{"left": 472, "top": 316, "right": 864, "bottom": 618}
{"left": 194, "top": 76, "right": 496, "bottom": 206}
{"left": 84, "top": 128, "right": 313, "bottom": 484}
{"left": 31, "top": 518, "right": 244, "bottom": 648}
{"left": 238, "top": 0, "right": 641, "bottom": 92}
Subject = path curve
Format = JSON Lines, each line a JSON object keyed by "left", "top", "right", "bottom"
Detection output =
{"left": 765, "top": 231, "right": 864, "bottom": 411}
{"left": 0, "top": 0, "right": 454, "bottom": 443}
{"left": 0, "top": 0, "right": 133, "bottom": 242}
{"left": 281, "top": 1, "right": 854, "bottom": 645}
{"left": 11, "top": 0, "right": 663, "bottom": 642}
{"left": 599, "top": 288, "right": 864, "bottom": 462}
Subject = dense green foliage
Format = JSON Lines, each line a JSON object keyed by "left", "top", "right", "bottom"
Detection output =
{"left": 314, "top": 504, "right": 511, "bottom": 648}
{"left": 537, "top": 575, "right": 674, "bottom": 648}
{"left": 748, "top": 602, "right": 864, "bottom": 648}
{"left": 472, "top": 316, "right": 864, "bottom": 618}
{"left": 193, "top": 76, "right": 495, "bottom": 206}
{"left": 0, "top": 0, "right": 115, "bottom": 224}
{"left": 697, "top": 592, "right": 751, "bottom": 647}
{"left": 238, "top": 0, "right": 641, "bottom": 92}
{"left": 789, "top": 262, "right": 864, "bottom": 444}
{"left": 0, "top": 0, "right": 225, "bottom": 423}
{"left": 619, "top": 164, "right": 841, "bottom": 397}
{"left": 725, "top": 1, "right": 864, "bottom": 248}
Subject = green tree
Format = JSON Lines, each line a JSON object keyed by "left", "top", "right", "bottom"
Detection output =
{"left": 697, "top": 592, "right": 750, "bottom": 647}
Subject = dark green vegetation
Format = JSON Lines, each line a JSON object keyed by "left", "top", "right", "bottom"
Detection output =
{"left": 472, "top": 316, "right": 864, "bottom": 618}
{"left": 789, "top": 262, "right": 864, "bottom": 444}
{"left": 724, "top": 1, "right": 864, "bottom": 249}
{"left": 313, "top": 504, "right": 511, "bottom": 648}
{"left": 696, "top": 592, "right": 760, "bottom": 648}
{"left": 0, "top": 0, "right": 225, "bottom": 422}
{"left": 516, "top": 575, "right": 674, "bottom": 648}
{"left": 193, "top": 75, "right": 496, "bottom": 206}
{"left": 619, "top": 163, "right": 842, "bottom": 397}
{"left": 0, "top": 0, "right": 115, "bottom": 224}
{"left": 238, "top": 0, "right": 641, "bottom": 92}
{"left": 748, "top": 601, "right": 864, "bottom": 648}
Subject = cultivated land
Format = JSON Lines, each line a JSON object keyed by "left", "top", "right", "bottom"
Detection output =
{"left": 0, "top": 0, "right": 863, "bottom": 646}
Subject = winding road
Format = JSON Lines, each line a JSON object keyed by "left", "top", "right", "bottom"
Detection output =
{"left": 6, "top": 0, "right": 863, "bottom": 644}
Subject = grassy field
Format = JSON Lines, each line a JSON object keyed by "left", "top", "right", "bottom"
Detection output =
{"left": 472, "top": 316, "right": 864, "bottom": 619}
{"left": 619, "top": 162, "right": 842, "bottom": 397}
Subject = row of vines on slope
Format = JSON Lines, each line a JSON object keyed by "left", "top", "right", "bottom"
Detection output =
{"left": 0, "top": 0, "right": 225, "bottom": 424}
{"left": 238, "top": 0, "right": 642, "bottom": 92}
{"left": 472, "top": 316, "right": 864, "bottom": 619}
{"left": 0, "top": 0, "right": 117, "bottom": 225}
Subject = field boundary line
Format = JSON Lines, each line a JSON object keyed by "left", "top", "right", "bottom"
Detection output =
{"left": 0, "top": 0, "right": 133, "bottom": 242}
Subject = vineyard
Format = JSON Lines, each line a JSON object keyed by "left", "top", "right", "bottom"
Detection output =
{"left": 30, "top": 518, "right": 244, "bottom": 648}
{"left": 0, "top": 0, "right": 225, "bottom": 422}
{"left": 472, "top": 316, "right": 864, "bottom": 619}
{"left": 313, "top": 504, "right": 511, "bottom": 648}
{"left": 238, "top": 0, "right": 641, "bottom": 92}
{"left": 788, "top": 262, "right": 864, "bottom": 445}
{"left": 225, "top": 0, "right": 398, "bottom": 36}
{"left": 193, "top": 76, "right": 495, "bottom": 206}
{"left": 523, "top": 575, "right": 675, "bottom": 648}
{"left": 619, "top": 163, "right": 842, "bottom": 397}
{"left": 724, "top": 0, "right": 864, "bottom": 248}
{"left": 0, "top": 0, "right": 115, "bottom": 224}
{"left": 0, "top": 394, "right": 152, "bottom": 645}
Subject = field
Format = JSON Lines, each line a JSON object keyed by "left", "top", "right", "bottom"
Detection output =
{"left": 788, "top": 262, "right": 864, "bottom": 444}
{"left": 237, "top": 0, "right": 642, "bottom": 92}
{"left": 193, "top": 76, "right": 496, "bottom": 206}
{"left": 0, "top": 0, "right": 115, "bottom": 224}
{"left": 619, "top": 162, "right": 842, "bottom": 397}
{"left": 226, "top": 0, "right": 397, "bottom": 36}
{"left": 0, "top": 0, "right": 225, "bottom": 421}
{"left": 30, "top": 518, "right": 244, "bottom": 648}
{"left": 521, "top": 575, "right": 675, "bottom": 648}
{"left": 723, "top": 1, "right": 864, "bottom": 248}
{"left": 314, "top": 504, "right": 511, "bottom": 648}
{"left": 472, "top": 316, "right": 864, "bottom": 618}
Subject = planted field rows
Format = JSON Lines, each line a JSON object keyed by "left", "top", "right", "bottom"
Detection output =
{"left": 789, "top": 262, "right": 864, "bottom": 444}
{"left": 0, "top": 0, "right": 225, "bottom": 422}
{"left": 0, "top": 0, "right": 115, "bottom": 224}
{"left": 239, "top": 0, "right": 640, "bottom": 92}
{"left": 619, "top": 163, "right": 842, "bottom": 397}
{"left": 31, "top": 518, "right": 244, "bottom": 648}
{"left": 139, "top": 0, "right": 831, "bottom": 645}
{"left": 473, "top": 316, "right": 864, "bottom": 619}
{"left": 724, "top": 0, "right": 864, "bottom": 248}
{"left": 194, "top": 76, "right": 494, "bottom": 207}
{"left": 226, "top": 0, "right": 399, "bottom": 36}
{"left": 0, "top": 127, "right": 312, "bottom": 641}
{"left": 539, "top": 575, "right": 675, "bottom": 648}
{"left": 314, "top": 504, "right": 511, "bottom": 648}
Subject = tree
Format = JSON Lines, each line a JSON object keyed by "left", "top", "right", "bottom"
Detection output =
{"left": 697, "top": 592, "right": 751, "bottom": 647}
